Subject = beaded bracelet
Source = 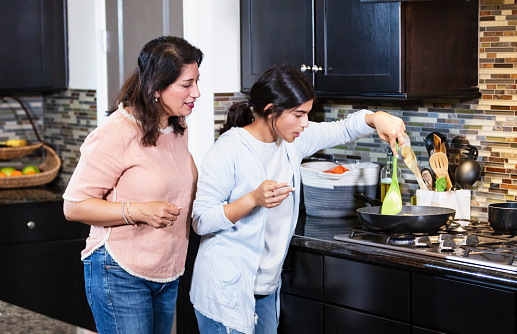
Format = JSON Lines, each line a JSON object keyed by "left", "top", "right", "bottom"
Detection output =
{"left": 126, "top": 201, "right": 135, "bottom": 225}
{"left": 121, "top": 202, "right": 131, "bottom": 225}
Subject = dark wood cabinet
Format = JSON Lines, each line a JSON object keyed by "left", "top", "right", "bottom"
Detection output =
{"left": 240, "top": 0, "right": 479, "bottom": 99}
{"left": 0, "top": 201, "right": 95, "bottom": 331}
{"left": 412, "top": 273, "right": 516, "bottom": 334}
{"left": 0, "top": 0, "right": 68, "bottom": 94}
{"left": 240, "top": 0, "right": 313, "bottom": 91}
{"left": 324, "top": 304, "right": 410, "bottom": 334}
{"left": 280, "top": 246, "right": 517, "bottom": 333}
{"left": 280, "top": 293, "right": 323, "bottom": 334}
{"left": 324, "top": 256, "right": 410, "bottom": 321}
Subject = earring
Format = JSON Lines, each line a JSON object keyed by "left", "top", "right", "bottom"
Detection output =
{"left": 154, "top": 97, "right": 159, "bottom": 102}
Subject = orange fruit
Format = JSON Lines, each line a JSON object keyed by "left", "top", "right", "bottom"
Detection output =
{"left": 25, "top": 170, "right": 36, "bottom": 175}
{"left": 0, "top": 172, "right": 6, "bottom": 177}
{"left": 10, "top": 170, "right": 23, "bottom": 176}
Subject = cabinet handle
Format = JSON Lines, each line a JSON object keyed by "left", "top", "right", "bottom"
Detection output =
{"left": 300, "top": 64, "right": 311, "bottom": 72}
{"left": 311, "top": 65, "right": 323, "bottom": 73}
{"left": 26, "top": 221, "right": 36, "bottom": 229}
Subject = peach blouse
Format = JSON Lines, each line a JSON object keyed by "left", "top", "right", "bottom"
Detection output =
{"left": 63, "top": 106, "right": 197, "bottom": 282}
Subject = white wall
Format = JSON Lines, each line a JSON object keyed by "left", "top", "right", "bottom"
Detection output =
{"left": 212, "top": 0, "right": 240, "bottom": 93}
{"left": 67, "top": 0, "right": 240, "bottom": 163}
{"left": 67, "top": 0, "right": 97, "bottom": 89}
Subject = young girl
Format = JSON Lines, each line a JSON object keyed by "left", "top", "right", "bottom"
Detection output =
{"left": 190, "top": 63, "right": 406, "bottom": 334}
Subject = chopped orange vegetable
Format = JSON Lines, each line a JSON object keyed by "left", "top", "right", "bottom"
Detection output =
{"left": 323, "top": 165, "right": 349, "bottom": 174}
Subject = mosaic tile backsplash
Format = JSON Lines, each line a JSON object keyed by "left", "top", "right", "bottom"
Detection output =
{"left": 0, "top": 0, "right": 514, "bottom": 224}
{"left": 215, "top": 1, "right": 517, "bottom": 223}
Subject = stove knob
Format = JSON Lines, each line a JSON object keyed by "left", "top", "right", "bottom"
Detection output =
{"left": 438, "top": 234, "right": 453, "bottom": 242}
{"left": 415, "top": 236, "right": 431, "bottom": 247}
{"left": 439, "top": 239, "right": 455, "bottom": 251}
{"left": 462, "top": 234, "right": 479, "bottom": 246}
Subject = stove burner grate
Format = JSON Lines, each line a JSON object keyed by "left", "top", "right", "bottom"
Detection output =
{"left": 461, "top": 242, "right": 517, "bottom": 265}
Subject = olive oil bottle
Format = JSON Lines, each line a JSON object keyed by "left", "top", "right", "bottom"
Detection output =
{"left": 380, "top": 147, "right": 401, "bottom": 202}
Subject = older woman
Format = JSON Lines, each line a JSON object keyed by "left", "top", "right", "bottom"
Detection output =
{"left": 63, "top": 36, "right": 203, "bottom": 334}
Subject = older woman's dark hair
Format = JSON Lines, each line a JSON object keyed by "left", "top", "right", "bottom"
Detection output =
{"left": 220, "top": 63, "right": 315, "bottom": 135}
{"left": 109, "top": 36, "right": 203, "bottom": 146}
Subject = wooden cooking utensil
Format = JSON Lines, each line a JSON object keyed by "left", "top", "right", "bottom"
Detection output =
{"left": 433, "top": 134, "right": 441, "bottom": 154}
{"left": 429, "top": 153, "right": 451, "bottom": 188}
{"left": 401, "top": 144, "right": 428, "bottom": 190}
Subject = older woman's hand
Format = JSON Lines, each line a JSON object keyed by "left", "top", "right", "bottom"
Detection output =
{"left": 365, "top": 111, "right": 406, "bottom": 157}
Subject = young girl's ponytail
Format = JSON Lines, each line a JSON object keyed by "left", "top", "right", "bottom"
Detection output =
{"left": 219, "top": 101, "right": 254, "bottom": 135}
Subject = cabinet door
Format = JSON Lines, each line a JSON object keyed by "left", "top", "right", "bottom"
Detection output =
{"left": 325, "top": 304, "right": 410, "bottom": 334}
{"left": 281, "top": 247, "right": 323, "bottom": 301}
{"left": 0, "top": 201, "right": 90, "bottom": 245}
{"left": 0, "top": 0, "right": 67, "bottom": 94}
{"left": 0, "top": 239, "right": 96, "bottom": 331}
{"left": 314, "top": 0, "right": 400, "bottom": 94}
{"left": 324, "top": 256, "right": 409, "bottom": 321}
{"left": 412, "top": 273, "right": 516, "bottom": 334}
{"left": 240, "top": 0, "right": 313, "bottom": 91}
{"left": 279, "top": 293, "right": 323, "bottom": 334}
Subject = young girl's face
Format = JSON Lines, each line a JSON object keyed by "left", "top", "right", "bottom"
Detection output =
{"left": 271, "top": 99, "right": 313, "bottom": 143}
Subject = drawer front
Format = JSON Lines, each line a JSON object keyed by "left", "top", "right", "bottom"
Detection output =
{"left": 324, "top": 304, "right": 410, "bottom": 334}
{"left": 279, "top": 294, "right": 323, "bottom": 334}
{"left": 412, "top": 273, "right": 516, "bottom": 334}
{"left": 324, "top": 256, "right": 410, "bottom": 321}
{"left": 1, "top": 201, "right": 90, "bottom": 245}
{"left": 281, "top": 247, "right": 323, "bottom": 301}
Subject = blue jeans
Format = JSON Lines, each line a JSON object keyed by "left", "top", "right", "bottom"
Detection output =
{"left": 84, "top": 246, "right": 179, "bottom": 334}
{"left": 195, "top": 290, "right": 278, "bottom": 334}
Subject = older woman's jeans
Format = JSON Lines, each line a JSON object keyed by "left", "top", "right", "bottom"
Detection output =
{"left": 84, "top": 246, "right": 179, "bottom": 334}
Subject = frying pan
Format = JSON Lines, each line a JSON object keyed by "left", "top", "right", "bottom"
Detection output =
{"left": 354, "top": 193, "right": 456, "bottom": 233}
{"left": 488, "top": 202, "right": 517, "bottom": 234}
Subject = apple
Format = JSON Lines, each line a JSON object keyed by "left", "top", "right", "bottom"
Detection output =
{"left": 22, "top": 165, "right": 40, "bottom": 175}
{"left": 0, "top": 167, "right": 15, "bottom": 176}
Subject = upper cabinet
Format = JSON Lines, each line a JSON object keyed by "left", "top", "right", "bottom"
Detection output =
{"left": 0, "top": 0, "right": 68, "bottom": 95}
{"left": 240, "top": 0, "right": 479, "bottom": 100}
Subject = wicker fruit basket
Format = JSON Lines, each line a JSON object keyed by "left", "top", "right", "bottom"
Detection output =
{"left": 0, "top": 142, "right": 44, "bottom": 160}
{"left": 0, "top": 144, "right": 61, "bottom": 189}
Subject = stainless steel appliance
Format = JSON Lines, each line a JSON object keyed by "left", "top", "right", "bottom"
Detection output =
{"left": 334, "top": 221, "right": 517, "bottom": 274}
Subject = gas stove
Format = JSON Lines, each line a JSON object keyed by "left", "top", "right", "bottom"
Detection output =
{"left": 334, "top": 221, "right": 517, "bottom": 274}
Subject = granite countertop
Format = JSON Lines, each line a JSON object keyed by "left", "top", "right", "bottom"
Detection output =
{"left": 293, "top": 213, "right": 517, "bottom": 290}
{"left": 0, "top": 184, "right": 65, "bottom": 205}
{"left": 0, "top": 301, "right": 91, "bottom": 334}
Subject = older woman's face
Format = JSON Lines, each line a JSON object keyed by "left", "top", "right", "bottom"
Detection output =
{"left": 157, "top": 62, "right": 200, "bottom": 123}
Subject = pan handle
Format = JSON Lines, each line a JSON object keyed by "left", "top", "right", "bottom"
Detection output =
{"left": 353, "top": 192, "right": 383, "bottom": 207}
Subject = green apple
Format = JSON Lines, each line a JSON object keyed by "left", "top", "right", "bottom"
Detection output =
{"left": 0, "top": 167, "right": 15, "bottom": 176}
{"left": 22, "top": 165, "right": 40, "bottom": 175}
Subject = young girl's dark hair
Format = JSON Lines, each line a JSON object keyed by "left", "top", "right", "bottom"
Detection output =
{"left": 108, "top": 36, "right": 203, "bottom": 146}
{"left": 219, "top": 63, "right": 315, "bottom": 135}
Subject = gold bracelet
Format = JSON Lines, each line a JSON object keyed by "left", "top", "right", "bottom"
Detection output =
{"left": 126, "top": 202, "right": 135, "bottom": 225}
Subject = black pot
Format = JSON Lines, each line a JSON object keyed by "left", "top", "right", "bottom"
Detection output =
{"left": 488, "top": 202, "right": 517, "bottom": 234}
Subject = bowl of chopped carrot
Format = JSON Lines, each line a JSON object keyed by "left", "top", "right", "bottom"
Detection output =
{"left": 300, "top": 161, "right": 380, "bottom": 217}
